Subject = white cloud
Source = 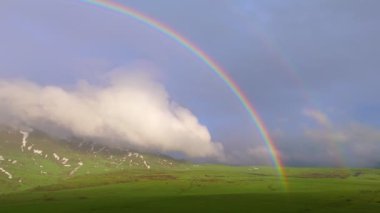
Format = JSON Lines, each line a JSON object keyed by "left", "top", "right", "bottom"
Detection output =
{"left": 303, "top": 108, "right": 332, "bottom": 128}
{"left": 302, "top": 122, "right": 380, "bottom": 167}
{"left": 276, "top": 110, "right": 380, "bottom": 167}
{"left": 0, "top": 72, "right": 224, "bottom": 159}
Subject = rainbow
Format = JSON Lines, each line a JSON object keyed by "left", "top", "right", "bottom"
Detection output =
{"left": 83, "top": 0, "right": 287, "bottom": 189}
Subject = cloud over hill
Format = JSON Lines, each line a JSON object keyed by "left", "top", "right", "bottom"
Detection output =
{"left": 0, "top": 72, "right": 224, "bottom": 159}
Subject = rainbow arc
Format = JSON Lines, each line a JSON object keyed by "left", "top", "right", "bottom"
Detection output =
{"left": 83, "top": 0, "right": 288, "bottom": 189}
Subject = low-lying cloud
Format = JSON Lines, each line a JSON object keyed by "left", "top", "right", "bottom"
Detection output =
{"left": 0, "top": 73, "right": 224, "bottom": 159}
{"left": 274, "top": 108, "right": 380, "bottom": 167}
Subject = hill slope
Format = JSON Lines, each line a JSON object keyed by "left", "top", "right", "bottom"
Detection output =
{"left": 0, "top": 126, "right": 180, "bottom": 193}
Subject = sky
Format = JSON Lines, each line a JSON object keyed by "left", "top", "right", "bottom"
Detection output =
{"left": 0, "top": 0, "right": 379, "bottom": 167}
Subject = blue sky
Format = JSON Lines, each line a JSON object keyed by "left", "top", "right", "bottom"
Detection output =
{"left": 0, "top": 0, "right": 379, "bottom": 167}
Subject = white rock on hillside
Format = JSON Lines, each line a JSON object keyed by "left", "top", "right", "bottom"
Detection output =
{"left": 20, "top": 131, "right": 29, "bottom": 152}
{"left": 0, "top": 167, "right": 12, "bottom": 179}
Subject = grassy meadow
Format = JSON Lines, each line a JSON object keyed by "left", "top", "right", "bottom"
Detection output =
{"left": 0, "top": 165, "right": 379, "bottom": 213}
{"left": 0, "top": 129, "right": 379, "bottom": 212}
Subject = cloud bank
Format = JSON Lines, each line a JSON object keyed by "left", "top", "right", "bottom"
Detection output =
{"left": 275, "top": 109, "right": 380, "bottom": 167}
{"left": 0, "top": 73, "right": 224, "bottom": 159}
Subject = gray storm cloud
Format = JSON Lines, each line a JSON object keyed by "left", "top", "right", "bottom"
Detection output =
{"left": 0, "top": 73, "right": 224, "bottom": 159}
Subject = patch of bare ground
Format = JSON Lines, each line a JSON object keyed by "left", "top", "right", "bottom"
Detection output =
{"left": 138, "top": 174, "right": 177, "bottom": 180}
{"left": 295, "top": 172, "right": 350, "bottom": 179}
{"left": 197, "top": 178, "right": 220, "bottom": 183}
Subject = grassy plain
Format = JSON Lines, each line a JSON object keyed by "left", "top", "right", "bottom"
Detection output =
{"left": 0, "top": 165, "right": 379, "bottom": 213}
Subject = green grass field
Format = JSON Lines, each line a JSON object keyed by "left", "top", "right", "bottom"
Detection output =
{"left": 1, "top": 129, "right": 379, "bottom": 212}
{"left": 0, "top": 166, "right": 379, "bottom": 213}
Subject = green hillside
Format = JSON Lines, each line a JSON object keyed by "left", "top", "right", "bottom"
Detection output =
{"left": 0, "top": 126, "right": 180, "bottom": 194}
